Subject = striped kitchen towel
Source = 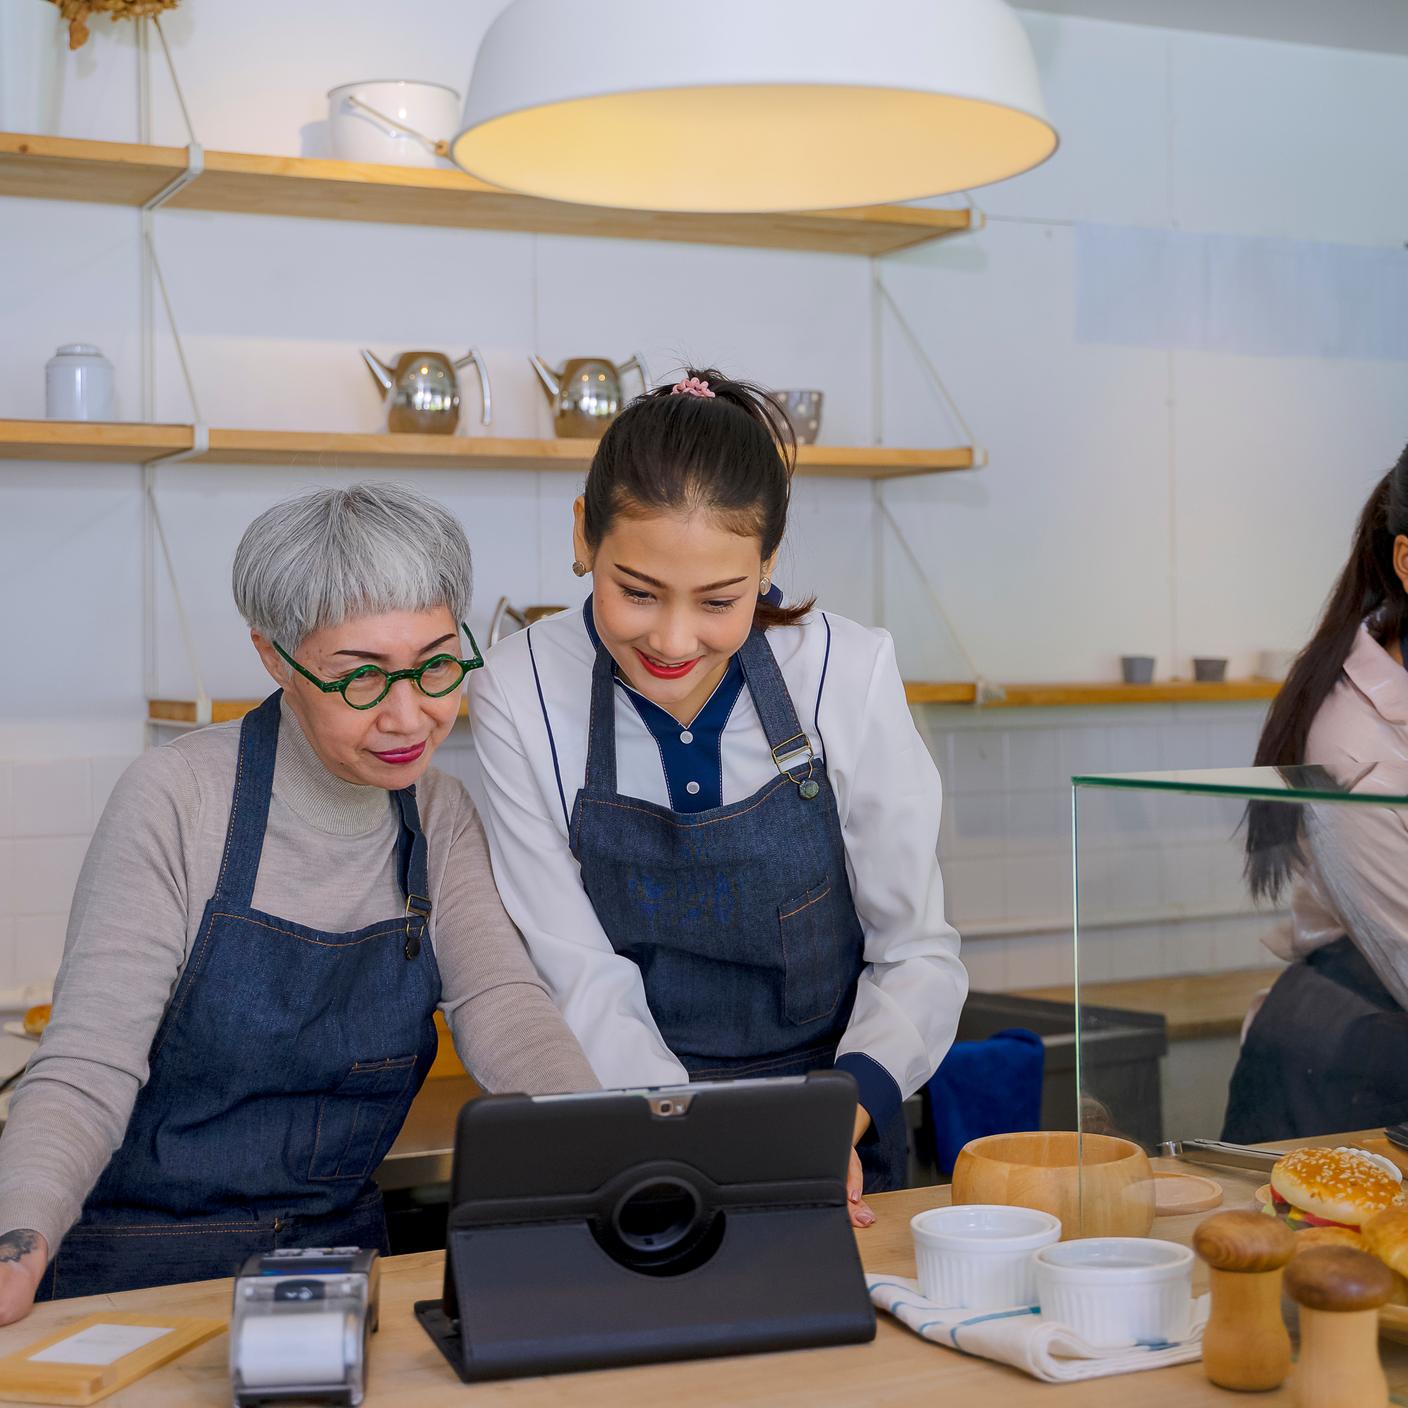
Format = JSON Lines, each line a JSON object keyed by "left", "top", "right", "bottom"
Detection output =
{"left": 867, "top": 1276, "right": 1210, "bottom": 1383}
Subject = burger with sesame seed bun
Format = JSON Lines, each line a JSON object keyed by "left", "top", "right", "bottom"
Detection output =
{"left": 1269, "top": 1147, "right": 1406, "bottom": 1231}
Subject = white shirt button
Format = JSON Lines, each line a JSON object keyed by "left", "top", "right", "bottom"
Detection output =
{"left": 685, "top": 781, "right": 701, "bottom": 795}
{"left": 679, "top": 730, "right": 694, "bottom": 744}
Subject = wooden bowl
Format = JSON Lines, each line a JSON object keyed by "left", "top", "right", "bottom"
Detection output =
{"left": 951, "top": 1131, "right": 1156, "bottom": 1240}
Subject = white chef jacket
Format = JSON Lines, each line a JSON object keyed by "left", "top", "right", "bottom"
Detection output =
{"left": 467, "top": 601, "right": 968, "bottom": 1123}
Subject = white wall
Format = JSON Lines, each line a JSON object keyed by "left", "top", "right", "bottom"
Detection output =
{"left": 2, "top": 4, "right": 1406, "bottom": 992}
{"left": 3, "top": 3, "right": 1406, "bottom": 725}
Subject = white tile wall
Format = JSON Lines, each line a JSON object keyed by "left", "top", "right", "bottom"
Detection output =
{"left": 1006, "top": 729, "right": 1063, "bottom": 792}
{"left": 0, "top": 755, "right": 138, "bottom": 995}
{"left": 0, "top": 705, "right": 1276, "bottom": 999}
{"left": 925, "top": 700, "right": 1279, "bottom": 995}
{"left": 13, "top": 915, "right": 67, "bottom": 988}
{"left": 12, "top": 759, "right": 91, "bottom": 837}
{"left": 0, "top": 915, "right": 13, "bottom": 986}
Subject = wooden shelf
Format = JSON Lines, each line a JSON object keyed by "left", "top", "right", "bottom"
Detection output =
{"left": 149, "top": 696, "right": 470, "bottom": 726}
{"left": 905, "top": 680, "right": 1283, "bottom": 707}
{"left": 0, "top": 131, "right": 973, "bottom": 255}
{"left": 0, "top": 419, "right": 976, "bottom": 479}
{"left": 148, "top": 678, "right": 1279, "bottom": 725}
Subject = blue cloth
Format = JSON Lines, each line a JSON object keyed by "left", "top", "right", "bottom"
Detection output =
{"left": 569, "top": 610, "right": 908, "bottom": 1192}
{"left": 39, "top": 690, "right": 442, "bottom": 1300}
{"left": 926, "top": 1027, "right": 1045, "bottom": 1174}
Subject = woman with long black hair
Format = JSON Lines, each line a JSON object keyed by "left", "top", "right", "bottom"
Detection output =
{"left": 1225, "top": 443, "right": 1408, "bottom": 1140}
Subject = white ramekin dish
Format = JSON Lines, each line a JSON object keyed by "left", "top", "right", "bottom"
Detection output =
{"left": 911, "top": 1204, "right": 1062, "bottom": 1308}
{"left": 1033, "top": 1238, "right": 1193, "bottom": 1348}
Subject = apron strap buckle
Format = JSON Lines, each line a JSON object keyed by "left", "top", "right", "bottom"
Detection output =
{"left": 404, "top": 893, "right": 431, "bottom": 959}
{"left": 771, "top": 734, "right": 820, "bottom": 799}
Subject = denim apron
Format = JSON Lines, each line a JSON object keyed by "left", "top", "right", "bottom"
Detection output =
{"left": 568, "top": 625, "right": 908, "bottom": 1190}
{"left": 38, "top": 691, "right": 442, "bottom": 1299}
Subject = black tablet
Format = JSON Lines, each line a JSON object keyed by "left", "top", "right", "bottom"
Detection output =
{"left": 415, "top": 1069, "right": 875, "bottom": 1382}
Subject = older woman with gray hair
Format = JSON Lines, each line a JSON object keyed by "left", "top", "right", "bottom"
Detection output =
{"left": 0, "top": 483, "right": 597, "bottom": 1322}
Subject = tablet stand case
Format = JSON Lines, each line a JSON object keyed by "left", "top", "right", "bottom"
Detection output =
{"left": 415, "top": 1071, "right": 876, "bottom": 1381}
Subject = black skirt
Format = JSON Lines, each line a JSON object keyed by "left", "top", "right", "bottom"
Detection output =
{"left": 1223, "top": 936, "right": 1408, "bottom": 1142}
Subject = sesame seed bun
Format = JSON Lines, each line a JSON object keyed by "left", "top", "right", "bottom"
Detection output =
{"left": 1270, "top": 1148, "right": 1405, "bottom": 1230}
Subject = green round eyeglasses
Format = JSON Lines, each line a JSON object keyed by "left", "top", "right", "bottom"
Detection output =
{"left": 273, "top": 623, "right": 484, "bottom": 710}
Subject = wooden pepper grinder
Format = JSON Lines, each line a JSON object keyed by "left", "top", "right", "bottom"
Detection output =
{"left": 1284, "top": 1246, "right": 1394, "bottom": 1408}
{"left": 1193, "top": 1209, "right": 1296, "bottom": 1391}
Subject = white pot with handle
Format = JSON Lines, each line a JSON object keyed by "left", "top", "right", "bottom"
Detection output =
{"left": 327, "top": 80, "right": 460, "bottom": 167}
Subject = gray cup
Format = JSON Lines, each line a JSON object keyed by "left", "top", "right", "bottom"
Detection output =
{"left": 1121, "top": 655, "right": 1155, "bottom": 684}
{"left": 768, "top": 389, "right": 823, "bottom": 444}
{"left": 1192, "top": 657, "right": 1228, "bottom": 682}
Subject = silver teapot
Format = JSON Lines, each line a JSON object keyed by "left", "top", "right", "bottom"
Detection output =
{"left": 529, "top": 352, "right": 650, "bottom": 439}
{"left": 488, "top": 599, "right": 568, "bottom": 647}
{"left": 361, "top": 348, "right": 492, "bottom": 434}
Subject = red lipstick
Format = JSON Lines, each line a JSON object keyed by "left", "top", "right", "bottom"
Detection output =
{"left": 372, "top": 741, "right": 426, "bottom": 766}
{"left": 634, "top": 649, "right": 699, "bottom": 680}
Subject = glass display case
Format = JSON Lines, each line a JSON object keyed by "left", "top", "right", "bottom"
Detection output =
{"left": 1067, "top": 764, "right": 1408, "bottom": 1229}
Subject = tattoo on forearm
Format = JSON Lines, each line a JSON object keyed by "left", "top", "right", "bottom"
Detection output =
{"left": 0, "top": 1230, "right": 39, "bottom": 1264}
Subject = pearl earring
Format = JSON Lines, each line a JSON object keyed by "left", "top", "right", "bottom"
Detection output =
{"left": 572, "top": 560, "right": 589, "bottom": 577}
{"left": 760, "top": 576, "right": 771, "bottom": 592}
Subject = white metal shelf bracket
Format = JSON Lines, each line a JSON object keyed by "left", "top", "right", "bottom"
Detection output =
{"left": 143, "top": 428, "right": 212, "bottom": 727}
{"left": 142, "top": 141, "right": 204, "bottom": 212}
{"left": 868, "top": 253, "right": 995, "bottom": 704}
{"left": 138, "top": 17, "right": 211, "bottom": 735}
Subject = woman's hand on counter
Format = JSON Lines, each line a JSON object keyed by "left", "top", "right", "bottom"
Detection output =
{"left": 0, "top": 1228, "right": 48, "bottom": 1325}
{"left": 848, "top": 1106, "right": 875, "bottom": 1228}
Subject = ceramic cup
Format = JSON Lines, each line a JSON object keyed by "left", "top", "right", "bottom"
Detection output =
{"left": 1034, "top": 1237, "right": 1193, "bottom": 1348}
{"left": 768, "top": 389, "right": 824, "bottom": 444}
{"left": 911, "top": 1204, "right": 1061, "bottom": 1308}
{"left": 1192, "top": 657, "right": 1228, "bottom": 682}
{"left": 1120, "top": 655, "right": 1155, "bottom": 684}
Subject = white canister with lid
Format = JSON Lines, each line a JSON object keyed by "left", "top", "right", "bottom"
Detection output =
{"left": 46, "top": 344, "right": 115, "bottom": 421}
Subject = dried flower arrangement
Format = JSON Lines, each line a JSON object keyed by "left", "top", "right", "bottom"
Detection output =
{"left": 48, "top": 0, "right": 181, "bottom": 50}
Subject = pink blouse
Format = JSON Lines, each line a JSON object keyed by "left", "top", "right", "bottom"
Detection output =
{"left": 1263, "top": 622, "right": 1408, "bottom": 1008}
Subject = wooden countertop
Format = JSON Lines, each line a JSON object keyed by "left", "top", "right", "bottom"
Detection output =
{"left": 1014, "top": 966, "right": 1284, "bottom": 1041}
{"left": 4, "top": 1132, "right": 1404, "bottom": 1406}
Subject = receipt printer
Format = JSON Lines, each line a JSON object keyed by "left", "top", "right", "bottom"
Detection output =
{"left": 231, "top": 1247, "right": 380, "bottom": 1407}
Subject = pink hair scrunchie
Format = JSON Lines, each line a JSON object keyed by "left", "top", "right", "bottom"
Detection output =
{"left": 672, "top": 376, "right": 716, "bottom": 399}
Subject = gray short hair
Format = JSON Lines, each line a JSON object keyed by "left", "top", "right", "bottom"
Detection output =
{"left": 232, "top": 483, "right": 473, "bottom": 648}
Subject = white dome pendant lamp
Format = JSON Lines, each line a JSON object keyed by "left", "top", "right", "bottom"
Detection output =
{"left": 451, "top": 0, "right": 1057, "bottom": 214}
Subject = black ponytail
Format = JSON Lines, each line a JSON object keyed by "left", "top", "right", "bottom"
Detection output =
{"left": 1245, "top": 446, "right": 1408, "bottom": 901}
{"left": 581, "top": 367, "right": 815, "bottom": 630}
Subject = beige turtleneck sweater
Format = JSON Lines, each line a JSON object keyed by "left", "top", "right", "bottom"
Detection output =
{"left": 0, "top": 701, "right": 598, "bottom": 1255}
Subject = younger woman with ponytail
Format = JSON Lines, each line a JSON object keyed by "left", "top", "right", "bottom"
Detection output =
{"left": 469, "top": 370, "right": 967, "bottom": 1216}
{"left": 1225, "top": 443, "right": 1408, "bottom": 1140}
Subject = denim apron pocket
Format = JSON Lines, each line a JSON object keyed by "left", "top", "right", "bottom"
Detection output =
{"left": 778, "top": 880, "right": 851, "bottom": 1026}
{"left": 309, "top": 1054, "right": 419, "bottom": 1182}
